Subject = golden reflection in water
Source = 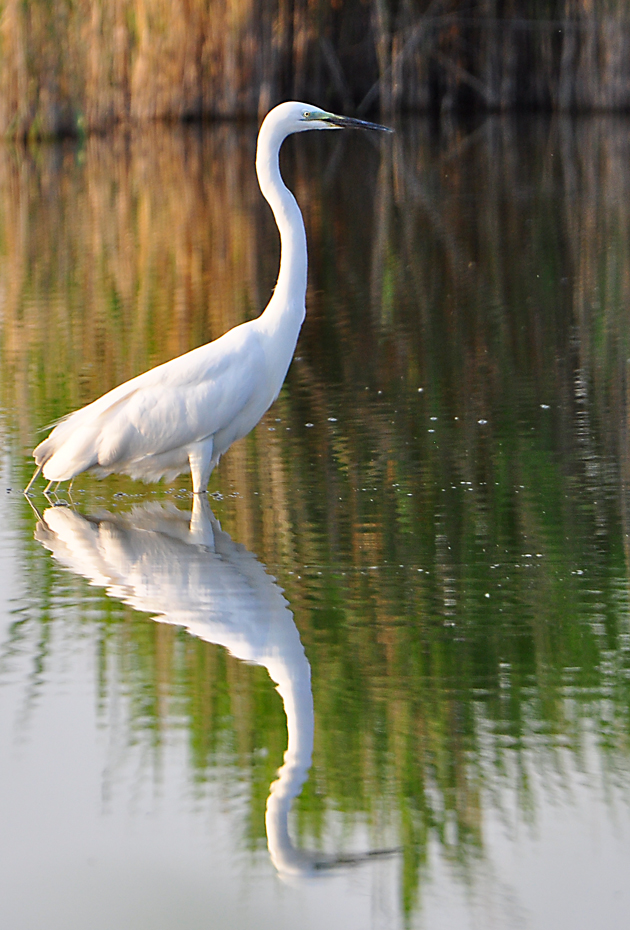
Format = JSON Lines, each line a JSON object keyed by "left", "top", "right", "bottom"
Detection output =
{"left": 0, "top": 127, "right": 264, "bottom": 447}
{"left": 3, "top": 119, "right": 630, "bottom": 540}
{"left": 3, "top": 117, "right": 630, "bottom": 916}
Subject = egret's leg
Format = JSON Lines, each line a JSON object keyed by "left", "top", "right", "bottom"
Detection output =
{"left": 43, "top": 480, "right": 63, "bottom": 506}
{"left": 188, "top": 440, "right": 215, "bottom": 494}
{"left": 24, "top": 464, "right": 42, "bottom": 496}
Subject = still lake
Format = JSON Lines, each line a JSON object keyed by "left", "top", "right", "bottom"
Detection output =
{"left": 2, "top": 115, "right": 630, "bottom": 929}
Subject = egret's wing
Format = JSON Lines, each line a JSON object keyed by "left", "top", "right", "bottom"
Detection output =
{"left": 35, "top": 321, "right": 264, "bottom": 477}
{"left": 96, "top": 333, "right": 264, "bottom": 466}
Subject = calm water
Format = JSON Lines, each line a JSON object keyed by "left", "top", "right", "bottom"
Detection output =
{"left": 2, "top": 116, "right": 630, "bottom": 929}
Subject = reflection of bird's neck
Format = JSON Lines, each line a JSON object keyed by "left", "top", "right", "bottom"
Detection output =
{"left": 265, "top": 644, "right": 315, "bottom": 877}
{"left": 256, "top": 120, "right": 307, "bottom": 342}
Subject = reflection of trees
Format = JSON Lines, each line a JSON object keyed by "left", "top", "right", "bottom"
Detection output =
{"left": 3, "top": 117, "right": 630, "bottom": 915}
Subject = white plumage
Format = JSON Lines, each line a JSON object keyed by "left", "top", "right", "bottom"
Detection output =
{"left": 27, "top": 101, "right": 391, "bottom": 495}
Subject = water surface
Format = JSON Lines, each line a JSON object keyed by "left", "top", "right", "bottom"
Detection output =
{"left": 2, "top": 116, "right": 630, "bottom": 929}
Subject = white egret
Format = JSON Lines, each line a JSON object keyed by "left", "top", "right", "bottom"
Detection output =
{"left": 25, "top": 102, "right": 392, "bottom": 496}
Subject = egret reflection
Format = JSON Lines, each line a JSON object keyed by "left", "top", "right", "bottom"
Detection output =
{"left": 32, "top": 497, "right": 390, "bottom": 877}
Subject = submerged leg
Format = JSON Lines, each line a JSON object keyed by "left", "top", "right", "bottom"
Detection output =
{"left": 43, "top": 479, "right": 65, "bottom": 506}
{"left": 189, "top": 493, "right": 217, "bottom": 548}
{"left": 24, "top": 464, "right": 42, "bottom": 496}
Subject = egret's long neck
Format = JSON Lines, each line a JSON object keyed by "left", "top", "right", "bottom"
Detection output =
{"left": 256, "top": 121, "right": 307, "bottom": 334}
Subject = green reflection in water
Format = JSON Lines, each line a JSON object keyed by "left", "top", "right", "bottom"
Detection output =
{"left": 2, "top": 115, "right": 630, "bottom": 923}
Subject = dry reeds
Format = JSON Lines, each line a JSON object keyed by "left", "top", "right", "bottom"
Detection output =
{"left": 3, "top": 2, "right": 630, "bottom": 138}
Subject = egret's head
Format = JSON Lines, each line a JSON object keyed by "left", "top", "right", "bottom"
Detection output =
{"left": 263, "top": 101, "right": 393, "bottom": 138}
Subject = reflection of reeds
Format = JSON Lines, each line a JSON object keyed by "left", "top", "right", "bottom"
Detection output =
{"left": 4, "top": 116, "right": 630, "bottom": 911}
{"left": 0, "top": 126, "right": 267, "bottom": 448}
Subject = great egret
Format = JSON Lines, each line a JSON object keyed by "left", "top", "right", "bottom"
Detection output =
{"left": 25, "top": 102, "right": 392, "bottom": 496}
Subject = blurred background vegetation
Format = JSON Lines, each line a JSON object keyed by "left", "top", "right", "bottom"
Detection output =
{"left": 2, "top": 1, "right": 630, "bottom": 138}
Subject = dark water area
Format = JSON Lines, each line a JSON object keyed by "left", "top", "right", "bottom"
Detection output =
{"left": 1, "top": 115, "right": 630, "bottom": 929}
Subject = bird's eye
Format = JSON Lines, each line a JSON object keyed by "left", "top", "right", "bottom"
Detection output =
{"left": 302, "top": 111, "right": 311, "bottom": 119}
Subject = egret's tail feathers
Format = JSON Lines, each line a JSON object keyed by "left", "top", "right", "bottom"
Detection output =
{"left": 33, "top": 435, "right": 58, "bottom": 468}
{"left": 34, "top": 383, "right": 145, "bottom": 481}
{"left": 35, "top": 423, "right": 100, "bottom": 482}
